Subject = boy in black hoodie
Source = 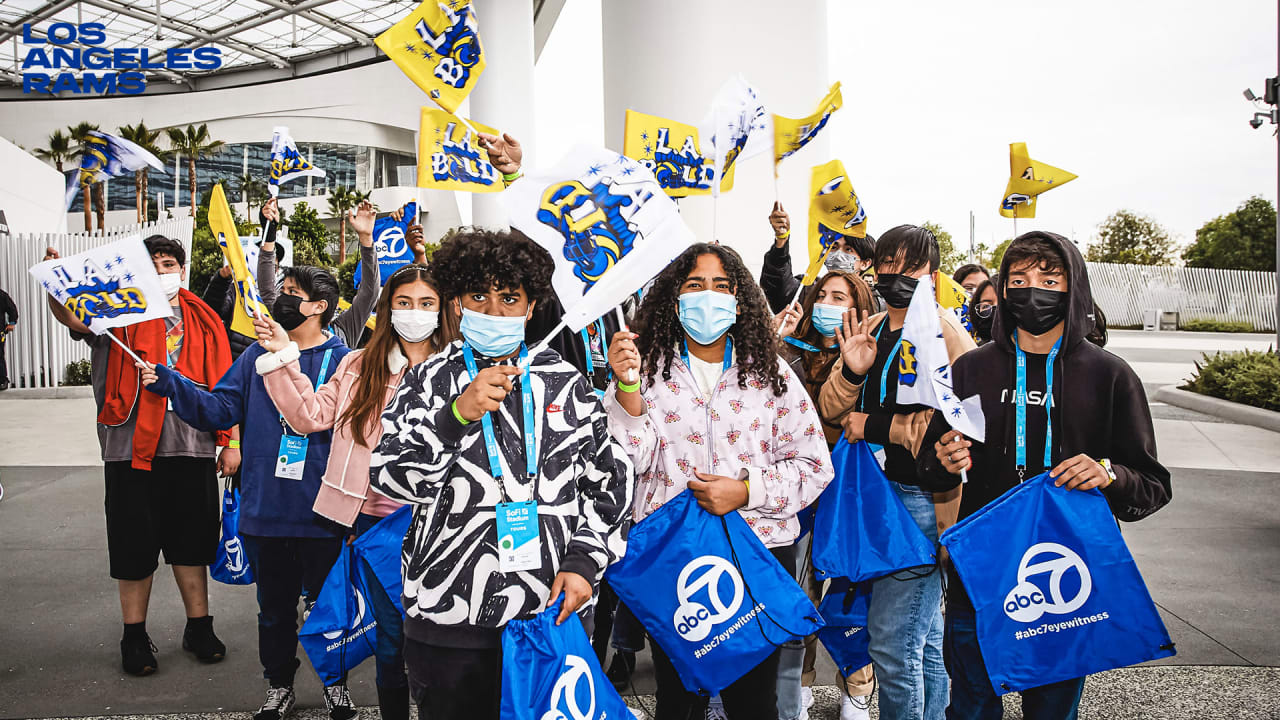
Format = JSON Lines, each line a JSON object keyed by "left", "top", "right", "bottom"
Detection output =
{"left": 916, "top": 232, "right": 1172, "bottom": 718}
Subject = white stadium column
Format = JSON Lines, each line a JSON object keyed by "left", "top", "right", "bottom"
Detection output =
{"left": 602, "top": 0, "right": 830, "bottom": 271}
{"left": 469, "top": 0, "right": 537, "bottom": 230}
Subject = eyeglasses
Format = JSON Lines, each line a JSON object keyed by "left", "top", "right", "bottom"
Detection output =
{"left": 974, "top": 302, "right": 996, "bottom": 318}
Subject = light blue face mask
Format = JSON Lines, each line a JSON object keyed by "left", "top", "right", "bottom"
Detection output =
{"left": 460, "top": 308, "right": 527, "bottom": 358}
{"left": 811, "top": 303, "right": 847, "bottom": 337}
{"left": 677, "top": 290, "right": 738, "bottom": 346}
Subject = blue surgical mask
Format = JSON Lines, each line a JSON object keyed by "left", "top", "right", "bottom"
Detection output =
{"left": 677, "top": 290, "right": 737, "bottom": 346}
{"left": 811, "top": 303, "right": 846, "bottom": 337}
{"left": 460, "top": 308, "right": 526, "bottom": 358}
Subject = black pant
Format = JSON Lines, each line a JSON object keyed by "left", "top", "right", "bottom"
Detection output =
{"left": 242, "top": 534, "right": 343, "bottom": 687}
{"left": 403, "top": 639, "right": 502, "bottom": 720}
{"left": 651, "top": 544, "right": 797, "bottom": 720}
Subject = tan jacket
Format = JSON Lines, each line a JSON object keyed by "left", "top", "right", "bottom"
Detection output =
{"left": 817, "top": 308, "right": 976, "bottom": 533}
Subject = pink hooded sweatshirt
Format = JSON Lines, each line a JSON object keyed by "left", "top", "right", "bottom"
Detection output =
{"left": 605, "top": 351, "right": 834, "bottom": 548}
{"left": 257, "top": 342, "right": 407, "bottom": 527}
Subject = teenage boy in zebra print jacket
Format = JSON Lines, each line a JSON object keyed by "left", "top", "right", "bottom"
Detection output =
{"left": 369, "top": 227, "right": 635, "bottom": 720}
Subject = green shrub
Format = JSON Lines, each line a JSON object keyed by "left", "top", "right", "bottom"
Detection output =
{"left": 1182, "top": 349, "right": 1280, "bottom": 412}
{"left": 64, "top": 359, "right": 92, "bottom": 386}
{"left": 337, "top": 254, "right": 359, "bottom": 301}
{"left": 1180, "top": 318, "right": 1257, "bottom": 333}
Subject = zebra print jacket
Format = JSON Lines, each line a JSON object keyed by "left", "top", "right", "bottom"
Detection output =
{"left": 370, "top": 340, "right": 634, "bottom": 646}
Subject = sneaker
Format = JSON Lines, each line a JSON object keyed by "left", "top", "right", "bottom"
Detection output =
{"left": 705, "top": 697, "right": 728, "bottom": 720}
{"left": 254, "top": 685, "right": 296, "bottom": 720}
{"left": 182, "top": 616, "right": 226, "bottom": 663}
{"left": 801, "top": 686, "right": 815, "bottom": 710}
{"left": 120, "top": 631, "right": 158, "bottom": 676}
{"left": 840, "top": 694, "right": 871, "bottom": 720}
{"left": 323, "top": 683, "right": 359, "bottom": 720}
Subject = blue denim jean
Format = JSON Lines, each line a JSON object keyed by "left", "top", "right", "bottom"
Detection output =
{"left": 944, "top": 601, "right": 1085, "bottom": 720}
{"left": 354, "top": 512, "right": 408, "bottom": 690}
{"left": 867, "top": 482, "right": 948, "bottom": 720}
{"left": 776, "top": 535, "right": 811, "bottom": 720}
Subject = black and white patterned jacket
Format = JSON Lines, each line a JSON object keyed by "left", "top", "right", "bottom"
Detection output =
{"left": 370, "top": 340, "right": 634, "bottom": 646}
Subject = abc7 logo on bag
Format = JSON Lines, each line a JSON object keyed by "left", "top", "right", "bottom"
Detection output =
{"left": 672, "top": 555, "right": 744, "bottom": 642}
{"left": 375, "top": 225, "right": 407, "bottom": 257}
{"left": 540, "top": 654, "right": 596, "bottom": 720}
{"left": 1003, "top": 542, "right": 1093, "bottom": 623}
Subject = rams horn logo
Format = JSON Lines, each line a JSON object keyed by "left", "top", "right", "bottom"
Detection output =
{"left": 537, "top": 180, "right": 640, "bottom": 290}
{"left": 898, "top": 340, "right": 919, "bottom": 387}
{"left": 818, "top": 175, "right": 844, "bottom": 195}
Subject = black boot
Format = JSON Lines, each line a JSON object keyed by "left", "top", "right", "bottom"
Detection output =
{"left": 605, "top": 650, "right": 636, "bottom": 690}
{"left": 182, "top": 615, "right": 227, "bottom": 663}
{"left": 376, "top": 684, "right": 410, "bottom": 720}
{"left": 121, "top": 622, "right": 158, "bottom": 676}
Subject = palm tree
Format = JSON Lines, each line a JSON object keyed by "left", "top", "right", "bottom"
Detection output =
{"left": 165, "top": 123, "right": 224, "bottom": 216}
{"left": 237, "top": 173, "right": 269, "bottom": 217}
{"left": 326, "top": 185, "right": 358, "bottom": 264}
{"left": 117, "top": 122, "right": 169, "bottom": 223}
{"left": 66, "top": 122, "right": 101, "bottom": 232}
{"left": 35, "top": 129, "right": 73, "bottom": 172}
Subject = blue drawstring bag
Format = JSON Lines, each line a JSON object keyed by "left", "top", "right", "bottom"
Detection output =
{"left": 940, "top": 472, "right": 1175, "bottom": 695}
{"left": 605, "top": 491, "right": 824, "bottom": 696}
{"left": 352, "top": 505, "right": 412, "bottom": 613}
{"left": 815, "top": 579, "right": 873, "bottom": 677}
{"left": 500, "top": 599, "right": 634, "bottom": 720}
{"left": 811, "top": 439, "right": 936, "bottom": 583}
{"left": 299, "top": 544, "right": 378, "bottom": 685}
{"left": 210, "top": 481, "right": 254, "bottom": 585}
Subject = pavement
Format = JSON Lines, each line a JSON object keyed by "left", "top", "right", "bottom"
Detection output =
{"left": 1, "top": 329, "right": 1277, "bottom": 719}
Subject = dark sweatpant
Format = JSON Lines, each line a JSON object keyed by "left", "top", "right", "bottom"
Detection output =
{"left": 404, "top": 640, "right": 503, "bottom": 720}
{"left": 243, "top": 534, "right": 343, "bottom": 687}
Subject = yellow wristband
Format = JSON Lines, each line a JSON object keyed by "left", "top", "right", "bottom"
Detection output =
{"left": 776, "top": 229, "right": 790, "bottom": 240}
{"left": 616, "top": 378, "right": 641, "bottom": 393}
{"left": 451, "top": 400, "right": 471, "bottom": 425}
{"left": 228, "top": 439, "right": 240, "bottom": 449}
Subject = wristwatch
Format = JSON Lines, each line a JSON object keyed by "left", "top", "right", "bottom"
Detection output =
{"left": 1098, "top": 458, "right": 1117, "bottom": 487}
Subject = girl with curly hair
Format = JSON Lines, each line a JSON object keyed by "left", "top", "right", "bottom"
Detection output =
{"left": 605, "top": 243, "right": 834, "bottom": 720}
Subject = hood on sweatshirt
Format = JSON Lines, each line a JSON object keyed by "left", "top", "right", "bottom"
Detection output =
{"left": 991, "top": 231, "right": 1097, "bottom": 355}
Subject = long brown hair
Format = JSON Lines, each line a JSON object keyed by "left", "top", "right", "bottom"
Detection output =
{"left": 786, "top": 271, "right": 876, "bottom": 386}
{"left": 339, "top": 265, "right": 459, "bottom": 446}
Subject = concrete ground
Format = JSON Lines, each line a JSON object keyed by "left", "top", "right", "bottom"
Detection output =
{"left": 1, "top": 330, "right": 1277, "bottom": 719}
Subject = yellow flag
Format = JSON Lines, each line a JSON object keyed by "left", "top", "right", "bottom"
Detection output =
{"left": 622, "top": 109, "right": 734, "bottom": 197}
{"left": 208, "top": 184, "right": 271, "bottom": 338}
{"left": 375, "top": 0, "right": 485, "bottom": 113}
{"left": 999, "top": 142, "right": 1077, "bottom": 219}
{"left": 935, "top": 271, "right": 976, "bottom": 337}
{"left": 804, "top": 159, "right": 867, "bottom": 283}
{"left": 416, "top": 107, "right": 503, "bottom": 192}
{"left": 338, "top": 298, "right": 377, "bottom": 330}
{"left": 774, "top": 82, "right": 843, "bottom": 166}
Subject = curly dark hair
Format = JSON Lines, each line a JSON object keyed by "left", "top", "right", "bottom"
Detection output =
{"left": 633, "top": 243, "right": 786, "bottom": 396}
{"left": 430, "top": 226, "right": 554, "bottom": 303}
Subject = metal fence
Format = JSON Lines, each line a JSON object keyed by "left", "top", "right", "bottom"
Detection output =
{"left": 1, "top": 219, "right": 195, "bottom": 389}
{"left": 1086, "top": 262, "right": 1277, "bottom": 331}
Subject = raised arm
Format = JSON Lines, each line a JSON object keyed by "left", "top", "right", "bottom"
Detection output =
{"left": 141, "top": 354, "right": 247, "bottom": 431}
{"left": 760, "top": 203, "right": 800, "bottom": 313}
{"left": 333, "top": 201, "right": 379, "bottom": 345}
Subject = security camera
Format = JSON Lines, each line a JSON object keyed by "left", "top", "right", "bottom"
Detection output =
{"left": 1250, "top": 117, "right": 1264, "bottom": 129}
{"left": 1245, "top": 88, "right": 1258, "bottom": 101}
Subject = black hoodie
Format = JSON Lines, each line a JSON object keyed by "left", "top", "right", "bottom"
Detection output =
{"left": 916, "top": 232, "right": 1171, "bottom": 534}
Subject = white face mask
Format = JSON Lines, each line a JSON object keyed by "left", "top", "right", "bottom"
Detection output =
{"left": 158, "top": 272, "right": 182, "bottom": 299}
{"left": 391, "top": 309, "right": 439, "bottom": 343}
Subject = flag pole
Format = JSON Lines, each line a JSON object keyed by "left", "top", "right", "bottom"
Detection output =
{"left": 613, "top": 305, "right": 637, "bottom": 384}
{"left": 1013, "top": 204, "right": 1019, "bottom": 238}
{"left": 106, "top": 331, "right": 146, "bottom": 366}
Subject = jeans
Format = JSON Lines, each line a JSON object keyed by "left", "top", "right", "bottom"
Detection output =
{"left": 354, "top": 513, "right": 409, "bottom": 690}
{"left": 944, "top": 602, "right": 1085, "bottom": 720}
{"left": 776, "top": 535, "right": 809, "bottom": 720}
{"left": 867, "top": 482, "right": 948, "bottom": 720}
{"left": 242, "top": 534, "right": 344, "bottom": 687}
{"left": 404, "top": 639, "right": 502, "bottom": 720}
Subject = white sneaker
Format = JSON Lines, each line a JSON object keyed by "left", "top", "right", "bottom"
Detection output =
{"left": 323, "top": 683, "right": 358, "bottom": 720}
{"left": 840, "top": 694, "right": 871, "bottom": 720}
{"left": 801, "top": 686, "right": 815, "bottom": 710}
{"left": 254, "top": 685, "right": 296, "bottom": 720}
{"left": 705, "top": 696, "right": 729, "bottom": 720}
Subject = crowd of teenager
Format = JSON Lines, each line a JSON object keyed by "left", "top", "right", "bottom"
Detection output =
{"left": 42, "top": 137, "right": 1171, "bottom": 720}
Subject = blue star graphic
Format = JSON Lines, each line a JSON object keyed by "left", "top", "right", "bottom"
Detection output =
{"left": 586, "top": 164, "right": 603, "bottom": 176}
{"left": 942, "top": 392, "right": 952, "bottom": 403}
{"left": 951, "top": 407, "right": 963, "bottom": 418}
{"left": 41, "top": 280, "right": 51, "bottom": 291}
{"left": 420, "top": 48, "right": 433, "bottom": 59}
{"left": 621, "top": 165, "right": 636, "bottom": 176}
{"left": 832, "top": 204, "right": 846, "bottom": 213}
{"left": 842, "top": 209, "right": 855, "bottom": 218}
{"left": 642, "top": 143, "right": 652, "bottom": 155}
{"left": 115, "top": 255, "right": 124, "bottom": 266}
{"left": 848, "top": 189, "right": 858, "bottom": 201}
{"left": 123, "top": 272, "right": 135, "bottom": 283}
{"left": 448, "top": 0, "right": 459, "bottom": 7}
{"left": 640, "top": 131, "right": 649, "bottom": 141}
{"left": 404, "top": 42, "right": 417, "bottom": 53}
{"left": 103, "top": 259, "right": 114, "bottom": 270}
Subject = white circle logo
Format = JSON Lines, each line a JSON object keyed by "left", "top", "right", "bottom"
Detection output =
{"left": 322, "top": 587, "right": 368, "bottom": 640}
{"left": 539, "top": 654, "right": 595, "bottom": 720}
{"left": 1003, "top": 542, "right": 1092, "bottom": 623}
{"left": 672, "top": 555, "right": 744, "bottom": 642}
{"left": 376, "top": 226, "right": 407, "bottom": 258}
{"left": 223, "top": 536, "right": 245, "bottom": 573}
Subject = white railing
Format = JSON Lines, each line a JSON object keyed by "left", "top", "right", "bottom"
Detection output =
{"left": 1, "top": 218, "right": 195, "bottom": 388}
{"left": 1086, "top": 262, "right": 1277, "bottom": 331}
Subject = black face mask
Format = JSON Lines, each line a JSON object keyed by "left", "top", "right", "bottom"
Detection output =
{"left": 272, "top": 293, "right": 312, "bottom": 332}
{"left": 874, "top": 274, "right": 919, "bottom": 309}
{"left": 971, "top": 308, "right": 995, "bottom": 342}
{"left": 1004, "top": 287, "right": 1069, "bottom": 336}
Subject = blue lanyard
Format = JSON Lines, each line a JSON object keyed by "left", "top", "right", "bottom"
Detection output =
{"left": 783, "top": 336, "right": 825, "bottom": 354}
{"left": 280, "top": 348, "right": 333, "bottom": 435}
{"left": 680, "top": 336, "right": 734, "bottom": 373}
{"left": 1014, "top": 336, "right": 1061, "bottom": 475}
{"left": 461, "top": 343, "right": 537, "bottom": 494}
{"left": 856, "top": 319, "right": 904, "bottom": 413}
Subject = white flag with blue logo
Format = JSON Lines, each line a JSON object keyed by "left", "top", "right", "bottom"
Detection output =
{"left": 897, "top": 275, "right": 986, "bottom": 442}
{"left": 269, "top": 126, "right": 325, "bottom": 197}
{"left": 503, "top": 145, "right": 695, "bottom": 332}
{"left": 699, "top": 74, "right": 772, "bottom": 195}
{"left": 28, "top": 234, "right": 173, "bottom": 334}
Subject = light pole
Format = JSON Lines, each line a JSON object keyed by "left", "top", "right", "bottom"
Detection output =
{"left": 1244, "top": 60, "right": 1279, "bottom": 352}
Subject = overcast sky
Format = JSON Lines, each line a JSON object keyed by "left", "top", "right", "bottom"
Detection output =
{"left": 536, "top": 1, "right": 1278, "bottom": 258}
